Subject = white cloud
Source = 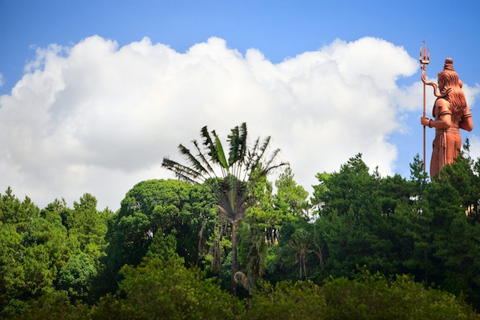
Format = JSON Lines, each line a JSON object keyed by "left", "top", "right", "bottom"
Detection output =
{"left": 464, "top": 83, "right": 480, "bottom": 110}
{"left": 0, "top": 36, "right": 428, "bottom": 209}
{"left": 0, "top": 73, "right": 4, "bottom": 87}
{"left": 463, "top": 83, "right": 480, "bottom": 160}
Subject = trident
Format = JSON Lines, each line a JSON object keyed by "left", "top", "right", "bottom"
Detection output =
{"left": 419, "top": 40, "right": 430, "bottom": 173}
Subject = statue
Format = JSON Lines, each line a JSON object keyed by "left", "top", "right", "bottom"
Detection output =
{"left": 420, "top": 57, "right": 473, "bottom": 178}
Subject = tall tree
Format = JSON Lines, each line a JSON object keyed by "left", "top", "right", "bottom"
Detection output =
{"left": 162, "top": 123, "right": 288, "bottom": 294}
{"left": 312, "top": 154, "right": 400, "bottom": 278}
{"left": 274, "top": 167, "right": 309, "bottom": 217}
{"left": 0, "top": 189, "right": 71, "bottom": 317}
{"left": 102, "top": 179, "right": 213, "bottom": 296}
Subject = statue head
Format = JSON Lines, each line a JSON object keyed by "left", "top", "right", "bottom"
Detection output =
{"left": 437, "top": 58, "right": 467, "bottom": 119}
{"left": 438, "top": 58, "right": 460, "bottom": 92}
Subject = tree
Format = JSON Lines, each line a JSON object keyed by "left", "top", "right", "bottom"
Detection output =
{"left": 312, "top": 154, "right": 391, "bottom": 277}
{"left": 102, "top": 179, "right": 214, "bottom": 295}
{"left": 274, "top": 167, "right": 309, "bottom": 217}
{"left": 0, "top": 189, "right": 74, "bottom": 317}
{"left": 311, "top": 154, "right": 424, "bottom": 279}
{"left": 62, "top": 194, "right": 110, "bottom": 255}
{"left": 424, "top": 149, "right": 480, "bottom": 306}
{"left": 92, "top": 258, "right": 244, "bottom": 320}
{"left": 322, "top": 271, "right": 480, "bottom": 320}
{"left": 57, "top": 253, "right": 97, "bottom": 302}
{"left": 162, "top": 123, "right": 288, "bottom": 294}
{"left": 0, "top": 187, "right": 40, "bottom": 232}
{"left": 48, "top": 194, "right": 112, "bottom": 304}
{"left": 288, "top": 228, "right": 310, "bottom": 280}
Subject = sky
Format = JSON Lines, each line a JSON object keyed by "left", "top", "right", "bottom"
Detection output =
{"left": 1, "top": 0, "right": 480, "bottom": 210}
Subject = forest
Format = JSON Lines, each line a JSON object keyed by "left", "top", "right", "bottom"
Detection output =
{"left": 2, "top": 123, "right": 480, "bottom": 319}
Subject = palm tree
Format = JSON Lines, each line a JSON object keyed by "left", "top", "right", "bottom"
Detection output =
{"left": 289, "top": 228, "right": 310, "bottom": 280}
{"left": 162, "top": 122, "right": 288, "bottom": 294}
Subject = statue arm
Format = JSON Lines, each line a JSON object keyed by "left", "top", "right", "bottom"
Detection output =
{"left": 421, "top": 100, "right": 451, "bottom": 129}
{"left": 431, "top": 113, "right": 452, "bottom": 129}
{"left": 459, "top": 110, "right": 473, "bottom": 132}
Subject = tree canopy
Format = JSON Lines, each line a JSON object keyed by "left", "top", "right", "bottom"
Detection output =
{"left": 2, "top": 130, "right": 480, "bottom": 318}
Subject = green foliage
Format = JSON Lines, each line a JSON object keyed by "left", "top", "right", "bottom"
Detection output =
{"left": 0, "top": 190, "right": 109, "bottom": 316}
{"left": 309, "top": 151, "right": 480, "bottom": 310}
{"left": 244, "top": 280, "right": 326, "bottom": 320}
{"left": 92, "top": 258, "right": 244, "bottom": 320}
{"left": 57, "top": 253, "right": 97, "bottom": 301}
{"left": 65, "top": 194, "right": 110, "bottom": 255}
{"left": 9, "top": 291, "right": 90, "bottom": 320}
{"left": 5, "top": 139, "right": 480, "bottom": 318}
{"left": 247, "top": 167, "right": 314, "bottom": 283}
{"left": 288, "top": 228, "right": 310, "bottom": 280}
{"left": 265, "top": 216, "right": 316, "bottom": 282}
{"left": 0, "top": 190, "right": 68, "bottom": 317}
{"left": 145, "top": 232, "right": 185, "bottom": 267}
{"left": 322, "top": 271, "right": 480, "bottom": 320}
{"left": 102, "top": 179, "right": 216, "bottom": 296}
{"left": 0, "top": 187, "right": 40, "bottom": 231}
{"left": 238, "top": 218, "right": 268, "bottom": 289}
{"left": 426, "top": 162, "right": 480, "bottom": 302}
{"left": 0, "top": 223, "right": 26, "bottom": 316}
{"left": 410, "top": 153, "right": 429, "bottom": 191}
{"left": 245, "top": 275, "right": 479, "bottom": 319}
{"left": 274, "top": 167, "right": 309, "bottom": 217}
{"left": 312, "top": 154, "right": 401, "bottom": 277}
{"left": 162, "top": 123, "right": 288, "bottom": 294}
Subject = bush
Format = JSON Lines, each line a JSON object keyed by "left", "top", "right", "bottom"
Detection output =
{"left": 92, "top": 258, "right": 244, "bottom": 320}
{"left": 9, "top": 291, "right": 90, "bottom": 320}
{"left": 322, "top": 271, "right": 480, "bottom": 320}
{"left": 244, "top": 280, "right": 326, "bottom": 320}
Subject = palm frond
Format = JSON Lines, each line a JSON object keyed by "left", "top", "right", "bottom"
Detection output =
{"left": 237, "top": 122, "right": 248, "bottom": 175}
{"left": 178, "top": 143, "right": 209, "bottom": 176}
{"left": 228, "top": 125, "right": 240, "bottom": 166}
{"left": 201, "top": 126, "right": 219, "bottom": 164}
{"left": 259, "top": 162, "right": 290, "bottom": 179}
{"left": 256, "top": 136, "right": 271, "bottom": 164}
{"left": 262, "top": 147, "right": 284, "bottom": 172}
{"left": 239, "top": 122, "right": 248, "bottom": 151}
{"left": 212, "top": 130, "right": 229, "bottom": 171}
{"left": 161, "top": 158, "right": 205, "bottom": 183}
{"left": 243, "top": 137, "right": 260, "bottom": 180}
{"left": 228, "top": 123, "right": 249, "bottom": 178}
{"left": 192, "top": 140, "right": 217, "bottom": 178}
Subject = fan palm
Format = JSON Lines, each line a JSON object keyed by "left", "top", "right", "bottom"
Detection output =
{"left": 162, "top": 122, "right": 288, "bottom": 294}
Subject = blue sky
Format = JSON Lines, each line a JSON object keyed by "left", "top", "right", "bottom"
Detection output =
{"left": 1, "top": 0, "right": 479, "bottom": 209}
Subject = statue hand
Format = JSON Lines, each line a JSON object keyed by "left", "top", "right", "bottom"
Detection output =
{"left": 421, "top": 116, "right": 431, "bottom": 127}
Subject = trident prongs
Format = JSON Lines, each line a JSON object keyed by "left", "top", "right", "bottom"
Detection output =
{"left": 419, "top": 40, "right": 430, "bottom": 70}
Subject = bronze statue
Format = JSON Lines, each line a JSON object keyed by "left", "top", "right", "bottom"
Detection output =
{"left": 420, "top": 57, "right": 473, "bottom": 178}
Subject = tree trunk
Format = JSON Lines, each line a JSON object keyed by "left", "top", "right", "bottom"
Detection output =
{"left": 197, "top": 220, "right": 206, "bottom": 266}
{"left": 231, "top": 220, "right": 238, "bottom": 295}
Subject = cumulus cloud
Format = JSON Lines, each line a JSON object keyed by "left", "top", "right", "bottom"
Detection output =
{"left": 463, "top": 83, "right": 480, "bottom": 159}
{"left": 0, "top": 36, "right": 429, "bottom": 209}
